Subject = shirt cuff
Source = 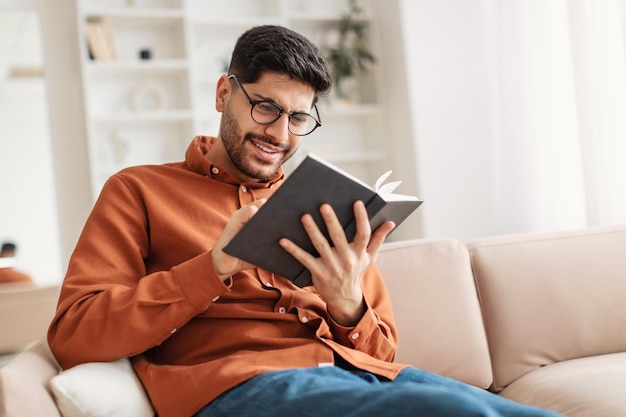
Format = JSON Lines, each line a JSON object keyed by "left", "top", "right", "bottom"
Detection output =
{"left": 328, "top": 298, "right": 380, "bottom": 347}
{"left": 172, "top": 251, "right": 231, "bottom": 312}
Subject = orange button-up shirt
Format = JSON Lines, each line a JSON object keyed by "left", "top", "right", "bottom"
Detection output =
{"left": 48, "top": 136, "right": 407, "bottom": 417}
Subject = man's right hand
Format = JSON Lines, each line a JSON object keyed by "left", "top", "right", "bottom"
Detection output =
{"left": 211, "top": 198, "right": 267, "bottom": 281}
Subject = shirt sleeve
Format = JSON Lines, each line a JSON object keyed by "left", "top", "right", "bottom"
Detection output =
{"left": 48, "top": 174, "right": 229, "bottom": 369}
{"left": 326, "top": 264, "right": 399, "bottom": 362}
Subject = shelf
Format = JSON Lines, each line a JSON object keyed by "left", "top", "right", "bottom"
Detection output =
{"left": 83, "top": 8, "right": 184, "bottom": 19}
{"left": 76, "top": 0, "right": 389, "bottom": 201}
{"left": 93, "top": 110, "right": 193, "bottom": 123}
{"left": 189, "top": 16, "right": 282, "bottom": 27}
{"left": 85, "top": 59, "right": 189, "bottom": 73}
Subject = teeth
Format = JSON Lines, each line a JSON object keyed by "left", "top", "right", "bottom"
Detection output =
{"left": 256, "top": 143, "right": 277, "bottom": 153}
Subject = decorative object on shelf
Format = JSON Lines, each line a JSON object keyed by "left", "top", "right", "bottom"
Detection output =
{"left": 129, "top": 80, "right": 167, "bottom": 111}
{"left": 323, "top": 0, "right": 376, "bottom": 103}
{"left": 8, "top": 66, "right": 43, "bottom": 78}
{"left": 139, "top": 48, "right": 152, "bottom": 60}
{"left": 84, "top": 17, "right": 117, "bottom": 61}
{"left": 110, "top": 131, "right": 128, "bottom": 165}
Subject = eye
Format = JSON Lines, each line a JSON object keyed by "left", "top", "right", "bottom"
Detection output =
{"left": 255, "top": 101, "right": 280, "bottom": 115}
{"left": 290, "top": 113, "right": 309, "bottom": 125}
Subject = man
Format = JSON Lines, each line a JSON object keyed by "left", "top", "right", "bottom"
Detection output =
{"left": 48, "top": 25, "right": 561, "bottom": 417}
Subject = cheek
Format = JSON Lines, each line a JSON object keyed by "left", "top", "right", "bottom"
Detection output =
{"left": 290, "top": 136, "right": 304, "bottom": 148}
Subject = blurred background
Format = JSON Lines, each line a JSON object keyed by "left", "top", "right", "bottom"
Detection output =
{"left": 1, "top": 0, "right": 625, "bottom": 287}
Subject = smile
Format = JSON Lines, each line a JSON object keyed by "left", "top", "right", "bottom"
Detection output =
{"left": 255, "top": 142, "right": 280, "bottom": 154}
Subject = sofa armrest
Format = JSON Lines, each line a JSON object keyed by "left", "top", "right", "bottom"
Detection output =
{"left": 0, "top": 284, "right": 60, "bottom": 354}
{"left": 0, "top": 338, "right": 62, "bottom": 417}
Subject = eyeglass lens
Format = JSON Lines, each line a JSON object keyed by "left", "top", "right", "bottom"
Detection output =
{"left": 251, "top": 102, "right": 318, "bottom": 136}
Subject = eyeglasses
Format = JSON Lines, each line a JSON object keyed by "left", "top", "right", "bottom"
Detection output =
{"left": 228, "top": 74, "right": 321, "bottom": 136}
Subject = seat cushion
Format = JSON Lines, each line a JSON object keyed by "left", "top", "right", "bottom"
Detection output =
{"left": 500, "top": 352, "right": 626, "bottom": 417}
{"left": 378, "top": 239, "right": 492, "bottom": 388}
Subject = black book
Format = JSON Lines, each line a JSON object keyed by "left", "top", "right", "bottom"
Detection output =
{"left": 223, "top": 154, "right": 423, "bottom": 287}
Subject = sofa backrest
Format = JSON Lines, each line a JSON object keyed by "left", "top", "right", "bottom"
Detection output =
{"left": 468, "top": 225, "right": 626, "bottom": 392}
{"left": 377, "top": 238, "right": 493, "bottom": 389}
{"left": 0, "top": 284, "right": 60, "bottom": 354}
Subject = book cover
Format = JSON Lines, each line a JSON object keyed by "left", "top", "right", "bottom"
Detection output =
{"left": 223, "top": 154, "right": 423, "bottom": 287}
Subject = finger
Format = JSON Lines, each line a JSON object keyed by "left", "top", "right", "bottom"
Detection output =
{"left": 213, "top": 199, "right": 267, "bottom": 269}
{"left": 299, "top": 212, "right": 347, "bottom": 278}
{"left": 352, "top": 200, "right": 372, "bottom": 251}
{"left": 319, "top": 204, "right": 349, "bottom": 249}
{"left": 241, "top": 198, "right": 267, "bottom": 220}
{"left": 228, "top": 199, "right": 267, "bottom": 230}
{"left": 278, "top": 237, "right": 319, "bottom": 272}
{"left": 367, "top": 221, "right": 396, "bottom": 260}
{"left": 300, "top": 212, "right": 335, "bottom": 257}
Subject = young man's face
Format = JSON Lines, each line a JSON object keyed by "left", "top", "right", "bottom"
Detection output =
{"left": 215, "top": 72, "right": 317, "bottom": 183}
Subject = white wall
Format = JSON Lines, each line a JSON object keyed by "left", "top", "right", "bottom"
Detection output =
{"left": 0, "top": 0, "right": 91, "bottom": 286}
{"left": 0, "top": 8, "right": 63, "bottom": 286}
{"left": 399, "top": 0, "right": 497, "bottom": 241}
{"left": 40, "top": 0, "right": 92, "bottom": 268}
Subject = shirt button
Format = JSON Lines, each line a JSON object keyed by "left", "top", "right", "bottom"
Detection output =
{"left": 211, "top": 167, "right": 219, "bottom": 174}
{"left": 301, "top": 316, "right": 309, "bottom": 323}
{"left": 241, "top": 185, "right": 248, "bottom": 192}
{"left": 278, "top": 307, "right": 286, "bottom": 314}
{"left": 351, "top": 332, "right": 360, "bottom": 340}
{"left": 212, "top": 296, "right": 220, "bottom": 302}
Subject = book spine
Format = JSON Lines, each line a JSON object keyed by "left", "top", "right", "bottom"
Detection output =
{"left": 85, "top": 17, "right": 116, "bottom": 61}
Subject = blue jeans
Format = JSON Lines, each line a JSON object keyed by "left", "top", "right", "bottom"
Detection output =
{"left": 195, "top": 366, "right": 562, "bottom": 417}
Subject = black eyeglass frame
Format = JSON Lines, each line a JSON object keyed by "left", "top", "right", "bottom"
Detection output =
{"left": 227, "top": 74, "right": 322, "bottom": 136}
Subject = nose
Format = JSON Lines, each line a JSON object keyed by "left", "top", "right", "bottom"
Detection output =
{"left": 264, "top": 112, "right": 291, "bottom": 142}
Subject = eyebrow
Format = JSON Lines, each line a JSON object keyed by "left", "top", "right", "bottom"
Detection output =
{"left": 249, "top": 89, "right": 312, "bottom": 114}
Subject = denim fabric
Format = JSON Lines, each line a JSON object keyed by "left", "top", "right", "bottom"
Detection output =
{"left": 194, "top": 366, "right": 562, "bottom": 417}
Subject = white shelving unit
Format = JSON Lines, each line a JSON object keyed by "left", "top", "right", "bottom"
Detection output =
{"left": 75, "top": 0, "right": 390, "bottom": 200}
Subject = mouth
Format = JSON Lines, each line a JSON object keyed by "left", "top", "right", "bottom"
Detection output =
{"left": 248, "top": 136, "right": 286, "bottom": 161}
{"left": 254, "top": 141, "right": 281, "bottom": 154}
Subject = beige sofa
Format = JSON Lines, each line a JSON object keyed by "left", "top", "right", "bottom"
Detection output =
{"left": 2, "top": 225, "right": 626, "bottom": 417}
{"left": 0, "top": 284, "right": 59, "bottom": 356}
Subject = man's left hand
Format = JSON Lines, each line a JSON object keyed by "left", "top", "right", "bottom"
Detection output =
{"left": 279, "top": 200, "right": 395, "bottom": 327}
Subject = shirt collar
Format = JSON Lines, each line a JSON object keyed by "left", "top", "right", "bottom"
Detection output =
{"left": 184, "top": 136, "right": 284, "bottom": 188}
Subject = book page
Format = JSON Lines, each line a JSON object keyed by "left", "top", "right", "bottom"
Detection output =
{"left": 374, "top": 170, "right": 419, "bottom": 201}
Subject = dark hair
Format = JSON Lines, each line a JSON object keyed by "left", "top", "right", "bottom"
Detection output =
{"left": 1, "top": 242, "right": 16, "bottom": 256}
{"left": 228, "top": 25, "right": 332, "bottom": 101}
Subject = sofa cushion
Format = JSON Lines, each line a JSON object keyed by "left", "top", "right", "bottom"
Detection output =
{"left": 50, "top": 358, "right": 155, "bottom": 417}
{"left": 468, "top": 225, "right": 626, "bottom": 391}
{"left": 500, "top": 352, "right": 626, "bottom": 417}
{"left": 0, "top": 339, "right": 62, "bottom": 417}
{"left": 377, "top": 239, "right": 492, "bottom": 388}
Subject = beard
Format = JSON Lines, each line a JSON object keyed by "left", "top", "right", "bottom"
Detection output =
{"left": 220, "top": 102, "right": 297, "bottom": 182}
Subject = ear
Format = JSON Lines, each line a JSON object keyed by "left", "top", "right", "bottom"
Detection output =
{"left": 215, "top": 75, "right": 230, "bottom": 112}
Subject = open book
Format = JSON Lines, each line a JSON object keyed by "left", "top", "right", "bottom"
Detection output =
{"left": 223, "top": 154, "right": 423, "bottom": 287}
